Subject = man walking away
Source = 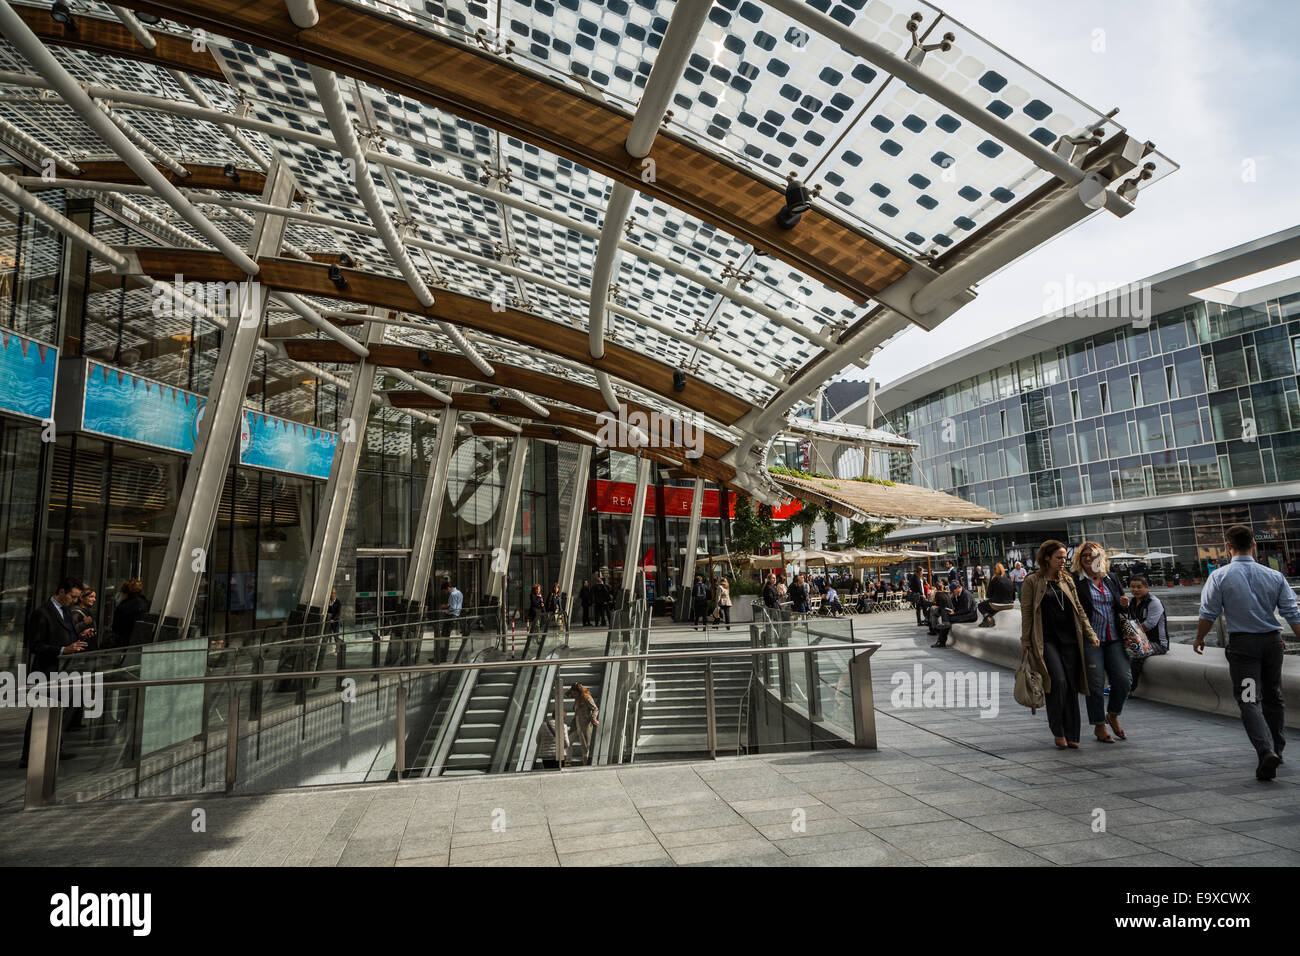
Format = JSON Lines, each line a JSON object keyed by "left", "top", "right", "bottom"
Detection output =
{"left": 907, "top": 567, "right": 926, "bottom": 626}
{"left": 1195, "top": 525, "right": 1300, "bottom": 781}
{"left": 579, "top": 579, "right": 593, "bottom": 627}
{"left": 692, "top": 574, "right": 710, "bottom": 630}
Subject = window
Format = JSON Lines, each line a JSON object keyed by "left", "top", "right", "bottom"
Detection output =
{"left": 1244, "top": 344, "right": 1260, "bottom": 383}
{"left": 1165, "top": 364, "right": 1176, "bottom": 399}
{"left": 1203, "top": 355, "right": 1218, "bottom": 391}
{"left": 1131, "top": 373, "right": 1141, "bottom": 407}
{"left": 1099, "top": 380, "right": 1109, "bottom": 412}
{"left": 1070, "top": 389, "right": 1080, "bottom": 420}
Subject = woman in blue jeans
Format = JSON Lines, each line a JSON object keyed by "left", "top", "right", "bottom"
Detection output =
{"left": 1071, "top": 541, "right": 1132, "bottom": 743}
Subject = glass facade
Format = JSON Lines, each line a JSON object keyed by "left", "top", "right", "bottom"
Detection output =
{"left": 886, "top": 293, "right": 1300, "bottom": 579}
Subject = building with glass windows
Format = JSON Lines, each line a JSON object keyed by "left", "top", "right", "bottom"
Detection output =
{"left": 853, "top": 226, "right": 1300, "bottom": 581}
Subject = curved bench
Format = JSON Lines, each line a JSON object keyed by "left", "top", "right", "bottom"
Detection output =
{"left": 949, "top": 610, "right": 1300, "bottom": 728}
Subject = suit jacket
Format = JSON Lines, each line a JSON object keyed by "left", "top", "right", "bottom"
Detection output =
{"left": 26, "top": 600, "right": 78, "bottom": 673}
{"left": 947, "top": 589, "right": 977, "bottom": 623}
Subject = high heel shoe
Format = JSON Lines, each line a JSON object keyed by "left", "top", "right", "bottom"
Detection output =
{"left": 1106, "top": 714, "right": 1127, "bottom": 740}
{"left": 1094, "top": 724, "right": 1115, "bottom": 743}
{"left": 1054, "top": 736, "right": 1068, "bottom": 750}
{"left": 1066, "top": 741, "right": 1079, "bottom": 749}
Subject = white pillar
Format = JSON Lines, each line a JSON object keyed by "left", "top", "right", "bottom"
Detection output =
{"left": 487, "top": 436, "right": 530, "bottom": 611}
{"left": 298, "top": 317, "right": 387, "bottom": 615}
{"left": 622, "top": 456, "right": 651, "bottom": 600}
{"left": 404, "top": 401, "right": 459, "bottom": 610}
{"left": 678, "top": 478, "right": 705, "bottom": 621}
{"left": 557, "top": 443, "right": 592, "bottom": 623}
{"left": 144, "top": 162, "right": 295, "bottom": 640}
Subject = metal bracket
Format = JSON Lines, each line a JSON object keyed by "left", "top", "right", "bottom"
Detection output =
{"left": 474, "top": 28, "right": 516, "bottom": 58}
{"left": 904, "top": 13, "right": 955, "bottom": 66}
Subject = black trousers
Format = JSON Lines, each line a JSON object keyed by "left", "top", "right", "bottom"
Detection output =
{"left": 910, "top": 593, "right": 925, "bottom": 624}
{"left": 693, "top": 600, "right": 708, "bottom": 627}
{"left": 581, "top": 603, "right": 591, "bottom": 626}
{"left": 1226, "top": 631, "right": 1286, "bottom": 758}
{"left": 1041, "top": 633, "right": 1082, "bottom": 742}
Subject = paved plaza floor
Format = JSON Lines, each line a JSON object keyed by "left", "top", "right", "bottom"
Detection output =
{"left": 3, "top": 611, "right": 1298, "bottom": 866}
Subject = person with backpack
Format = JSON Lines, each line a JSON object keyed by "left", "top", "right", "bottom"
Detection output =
{"left": 691, "top": 574, "right": 710, "bottom": 629}
{"left": 1126, "top": 575, "right": 1168, "bottom": 695}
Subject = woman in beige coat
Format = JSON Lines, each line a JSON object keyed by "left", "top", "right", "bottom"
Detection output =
{"left": 568, "top": 682, "right": 599, "bottom": 765}
{"left": 1020, "top": 540, "right": 1099, "bottom": 749}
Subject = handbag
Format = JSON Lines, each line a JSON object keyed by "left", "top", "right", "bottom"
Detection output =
{"left": 1014, "top": 650, "right": 1045, "bottom": 713}
{"left": 1122, "top": 617, "right": 1156, "bottom": 660}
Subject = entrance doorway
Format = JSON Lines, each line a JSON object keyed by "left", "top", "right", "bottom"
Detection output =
{"left": 355, "top": 551, "right": 408, "bottom": 626}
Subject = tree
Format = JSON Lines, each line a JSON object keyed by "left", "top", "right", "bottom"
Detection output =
{"left": 849, "top": 520, "right": 896, "bottom": 549}
{"left": 730, "top": 494, "right": 779, "bottom": 556}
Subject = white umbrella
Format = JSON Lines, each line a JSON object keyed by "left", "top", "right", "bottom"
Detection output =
{"left": 1142, "top": 552, "right": 1176, "bottom": 561}
{"left": 1108, "top": 551, "right": 1140, "bottom": 560}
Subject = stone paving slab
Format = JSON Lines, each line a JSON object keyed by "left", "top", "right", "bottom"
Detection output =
{"left": 2, "top": 612, "right": 1298, "bottom": 866}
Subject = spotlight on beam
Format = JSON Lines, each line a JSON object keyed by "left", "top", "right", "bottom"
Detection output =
{"left": 776, "top": 174, "right": 820, "bottom": 230}
{"left": 338, "top": 251, "right": 355, "bottom": 268}
{"left": 489, "top": 396, "right": 502, "bottom": 410}
{"left": 50, "top": 1, "right": 75, "bottom": 27}
{"left": 222, "top": 162, "right": 241, "bottom": 183}
{"left": 673, "top": 369, "right": 687, "bottom": 393}
{"left": 416, "top": 349, "right": 432, "bottom": 366}
{"left": 328, "top": 264, "right": 348, "bottom": 290}
{"left": 134, "top": 10, "right": 163, "bottom": 25}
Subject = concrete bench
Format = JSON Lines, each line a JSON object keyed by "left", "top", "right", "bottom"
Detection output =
{"left": 949, "top": 610, "right": 1300, "bottom": 728}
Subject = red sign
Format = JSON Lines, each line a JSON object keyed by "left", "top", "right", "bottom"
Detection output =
{"left": 588, "top": 480, "right": 735, "bottom": 518}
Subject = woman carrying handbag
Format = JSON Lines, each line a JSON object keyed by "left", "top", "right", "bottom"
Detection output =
{"left": 1020, "top": 540, "right": 1100, "bottom": 750}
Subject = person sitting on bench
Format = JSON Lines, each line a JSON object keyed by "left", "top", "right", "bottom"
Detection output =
{"left": 977, "top": 562, "right": 1017, "bottom": 627}
{"left": 932, "top": 582, "right": 977, "bottom": 647}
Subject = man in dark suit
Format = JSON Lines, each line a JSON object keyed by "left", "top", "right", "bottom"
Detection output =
{"left": 933, "top": 583, "right": 977, "bottom": 647}
{"left": 20, "top": 577, "right": 88, "bottom": 768}
{"left": 579, "top": 580, "right": 593, "bottom": 627}
{"left": 592, "top": 577, "right": 611, "bottom": 627}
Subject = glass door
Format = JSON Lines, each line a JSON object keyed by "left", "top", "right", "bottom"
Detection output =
{"left": 103, "top": 535, "right": 143, "bottom": 640}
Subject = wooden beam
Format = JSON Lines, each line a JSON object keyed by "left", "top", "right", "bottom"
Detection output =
{"left": 66, "top": 160, "right": 298, "bottom": 199}
{"left": 15, "top": 6, "right": 227, "bottom": 80}
{"left": 386, "top": 389, "right": 734, "bottom": 461}
{"left": 108, "top": 1, "right": 912, "bottom": 303}
{"left": 129, "top": 248, "right": 753, "bottom": 425}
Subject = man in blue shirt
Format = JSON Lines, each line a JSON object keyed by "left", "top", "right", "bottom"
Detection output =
{"left": 1196, "top": 525, "right": 1300, "bottom": 780}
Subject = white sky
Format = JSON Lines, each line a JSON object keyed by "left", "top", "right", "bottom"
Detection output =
{"left": 842, "top": 0, "right": 1300, "bottom": 388}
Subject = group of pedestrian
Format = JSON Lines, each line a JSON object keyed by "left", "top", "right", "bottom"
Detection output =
{"left": 1016, "top": 524, "right": 1296, "bottom": 781}
{"left": 577, "top": 577, "right": 613, "bottom": 627}
{"left": 526, "top": 582, "right": 568, "bottom": 634}
{"left": 18, "top": 576, "right": 149, "bottom": 768}
{"left": 690, "top": 574, "right": 732, "bottom": 629}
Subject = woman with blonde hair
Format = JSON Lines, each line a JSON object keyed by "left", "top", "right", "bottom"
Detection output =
{"left": 1020, "top": 540, "right": 1099, "bottom": 749}
{"left": 568, "top": 682, "right": 599, "bottom": 765}
{"left": 1071, "top": 541, "right": 1132, "bottom": 742}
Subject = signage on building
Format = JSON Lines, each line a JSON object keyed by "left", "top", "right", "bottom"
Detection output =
{"left": 80, "top": 360, "right": 336, "bottom": 479}
{"left": 0, "top": 329, "right": 56, "bottom": 423}
{"left": 588, "top": 480, "right": 734, "bottom": 518}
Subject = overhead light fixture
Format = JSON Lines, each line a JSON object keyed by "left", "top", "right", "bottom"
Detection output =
{"left": 134, "top": 10, "right": 162, "bottom": 25}
{"left": 222, "top": 162, "right": 241, "bottom": 183}
{"left": 489, "top": 396, "right": 502, "bottom": 410}
{"left": 50, "top": 1, "right": 75, "bottom": 27}
{"left": 776, "top": 175, "right": 820, "bottom": 230}
{"left": 328, "top": 264, "right": 348, "bottom": 290}
{"left": 416, "top": 349, "right": 431, "bottom": 366}
{"left": 673, "top": 369, "right": 687, "bottom": 393}
{"left": 338, "top": 251, "right": 355, "bottom": 268}
{"left": 552, "top": 426, "right": 563, "bottom": 439}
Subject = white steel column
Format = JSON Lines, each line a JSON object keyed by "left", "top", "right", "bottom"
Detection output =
{"left": 621, "top": 456, "right": 652, "bottom": 601}
{"left": 142, "top": 162, "right": 295, "bottom": 640}
{"left": 557, "top": 443, "right": 592, "bottom": 624}
{"left": 297, "top": 316, "right": 387, "bottom": 616}
{"left": 487, "top": 436, "right": 530, "bottom": 613}
{"left": 678, "top": 478, "right": 706, "bottom": 621}
{"left": 405, "top": 399, "right": 460, "bottom": 611}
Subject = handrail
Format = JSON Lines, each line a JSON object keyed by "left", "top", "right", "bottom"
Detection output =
{"left": 46, "top": 642, "right": 879, "bottom": 690}
{"left": 27, "top": 639, "right": 879, "bottom": 807}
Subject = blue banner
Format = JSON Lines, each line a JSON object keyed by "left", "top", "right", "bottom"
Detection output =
{"left": 82, "top": 361, "right": 203, "bottom": 454}
{"left": 81, "top": 361, "right": 336, "bottom": 479}
{"left": 240, "top": 410, "right": 337, "bottom": 480}
{"left": 0, "top": 329, "right": 57, "bottom": 423}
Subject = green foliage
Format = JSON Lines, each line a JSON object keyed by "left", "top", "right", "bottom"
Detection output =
{"left": 768, "top": 464, "right": 894, "bottom": 487}
{"left": 849, "top": 520, "right": 897, "bottom": 548}
{"left": 730, "top": 494, "right": 780, "bottom": 556}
